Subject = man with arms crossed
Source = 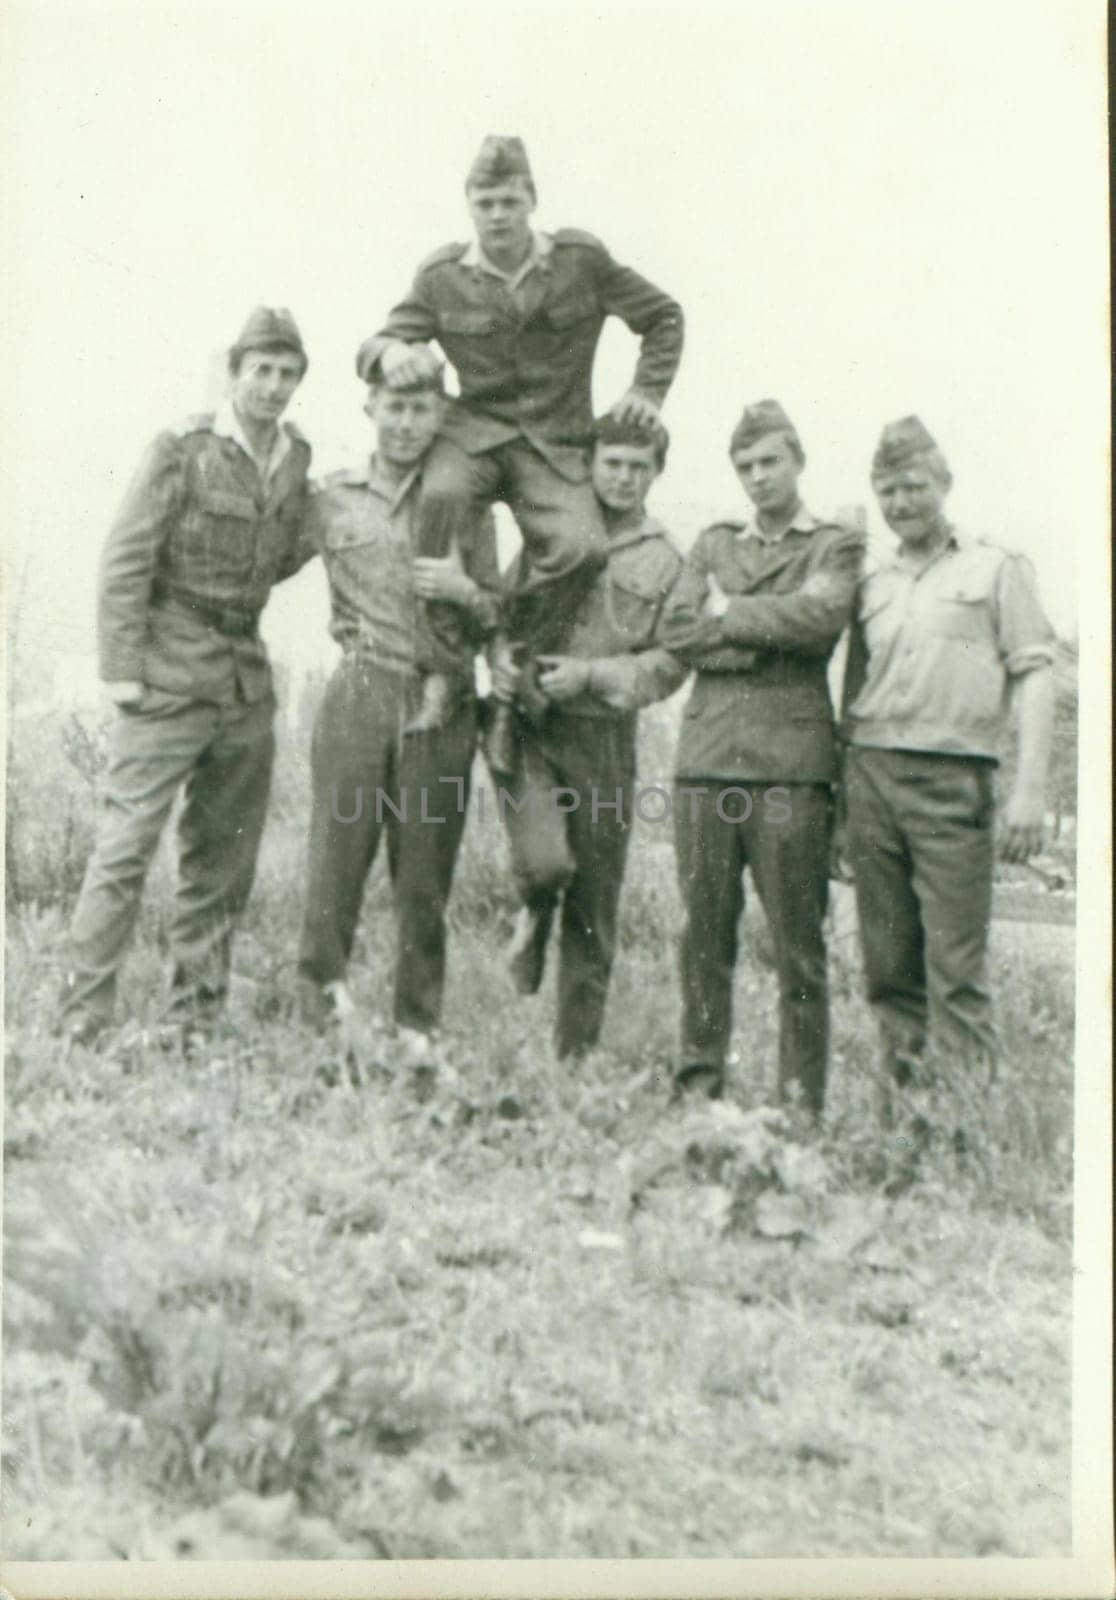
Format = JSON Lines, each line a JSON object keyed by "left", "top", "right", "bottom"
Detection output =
{"left": 660, "top": 400, "right": 865, "bottom": 1118}
{"left": 841, "top": 416, "right": 1055, "bottom": 1111}
{"left": 296, "top": 364, "right": 500, "bottom": 1068}
{"left": 492, "top": 415, "right": 685, "bottom": 1063}
{"left": 356, "top": 136, "right": 684, "bottom": 769}
{"left": 59, "top": 308, "right": 313, "bottom": 1046}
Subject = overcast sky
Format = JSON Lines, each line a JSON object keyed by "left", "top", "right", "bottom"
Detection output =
{"left": 3, "top": 0, "right": 1107, "bottom": 700}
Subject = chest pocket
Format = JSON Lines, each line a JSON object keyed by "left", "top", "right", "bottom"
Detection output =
{"left": 546, "top": 292, "right": 598, "bottom": 331}
{"left": 606, "top": 567, "right": 666, "bottom": 641}
{"left": 171, "top": 484, "right": 259, "bottom": 584}
{"left": 925, "top": 584, "right": 991, "bottom": 643}
{"left": 440, "top": 308, "right": 501, "bottom": 336}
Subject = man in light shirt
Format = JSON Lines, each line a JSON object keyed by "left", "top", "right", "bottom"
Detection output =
{"left": 59, "top": 307, "right": 314, "bottom": 1047}
{"left": 842, "top": 415, "right": 1056, "bottom": 1105}
{"left": 296, "top": 364, "right": 500, "bottom": 1067}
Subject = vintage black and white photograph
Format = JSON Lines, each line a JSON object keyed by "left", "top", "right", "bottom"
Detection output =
{"left": 2, "top": 0, "right": 1111, "bottom": 1593}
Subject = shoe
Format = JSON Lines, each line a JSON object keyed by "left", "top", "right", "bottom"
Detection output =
{"left": 673, "top": 1063, "right": 725, "bottom": 1101}
{"left": 507, "top": 904, "right": 553, "bottom": 996}
{"left": 403, "top": 673, "right": 453, "bottom": 737}
{"left": 484, "top": 702, "right": 520, "bottom": 781}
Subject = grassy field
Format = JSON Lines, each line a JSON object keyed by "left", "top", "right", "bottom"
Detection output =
{"left": 2, "top": 687, "right": 1077, "bottom": 1560}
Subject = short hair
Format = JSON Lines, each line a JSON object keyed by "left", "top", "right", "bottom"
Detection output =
{"left": 227, "top": 342, "right": 308, "bottom": 379}
{"left": 591, "top": 412, "right": 670, "bottom": 471}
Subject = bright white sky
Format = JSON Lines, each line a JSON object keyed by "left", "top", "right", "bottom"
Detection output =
{"left": 2, "top": 0, "right": 1108, "bottom": 702}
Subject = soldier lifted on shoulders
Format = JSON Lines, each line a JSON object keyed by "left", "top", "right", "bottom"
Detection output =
{"left": 356, "top": 136, "right": 684, "bottom": 773}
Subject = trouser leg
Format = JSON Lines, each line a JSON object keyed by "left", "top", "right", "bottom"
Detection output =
{"left": 501, "top": 731, "right": 576, "bottom": 906}
{"left": 387, "top": 698, "right": 477, "bottom": 1033}
{"left": 552, "top": 718, "right": 635, "bottom": 1060}
{"left": 411, "top": 436, "right": 502, "bottom": 672}
{"left": 744, "top": 783, "right": 831, "bottom": 1116}
{"left": 168, "top": 693, "right": 276, "bottom": 1016}
{"left": 903, "top": 756, "right": 998, "bottom": 1070}
{"left": 846, "top": 748, "right": 929, "bottom": 1079}
{"left": 62, "top": 693, "right": 211, "bottom": 1024}
{"left": 501, "top": 442, "right": 608, "bottom": 655}
{"left": 297, "top": 658, "right": 401, "bottom": 989}
{"left": 674, "top": 782, "right": 746, "bottom": 1072}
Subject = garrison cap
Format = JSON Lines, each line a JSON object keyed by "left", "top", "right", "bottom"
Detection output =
{"left": 466, "top": 135, "right": 535, "bottom": 194}
{"left": 871, "top": 415, "right": 941, "bottom": 474}
{"left": 729, "top": 398, "right": 804, "bottom": 462}
{"left": 229, "top": 306, "right": 307, "bottom": 372}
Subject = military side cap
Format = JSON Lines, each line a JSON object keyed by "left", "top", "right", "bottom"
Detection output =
{"left": 729, "top": 398, "right": 803, "bottom": 460}
{"left": 871, "top": 415, "right": 939, "bottom": 473}
{"left": 230, "top": 305, "right": 307, "bottom": 370}
{"left": 466, "top": 135, "right": 534, "bottom": 192}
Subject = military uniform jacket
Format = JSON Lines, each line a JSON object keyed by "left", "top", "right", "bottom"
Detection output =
{"left": 660, "top": 510, "right": 865, "bottom": 782}
{"left": 98, "top": 413, "right": 313, "bottom": 704}
{"left": 357, "top": 230, "right": 684, "bottom": 482}
{"left": 535, "top": 514, "right": 686, "bottom": 724}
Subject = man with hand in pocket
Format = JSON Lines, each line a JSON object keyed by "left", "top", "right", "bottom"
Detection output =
{"left": 58, "top": 307, "right": 314, "bottom": 1047}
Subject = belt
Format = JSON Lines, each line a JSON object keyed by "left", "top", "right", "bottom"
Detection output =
{"left": 153, "top": 586, "right": 260, "bottom": 639}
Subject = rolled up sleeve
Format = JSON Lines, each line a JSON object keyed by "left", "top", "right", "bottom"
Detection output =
{"left": 993, "top": 553, "right": 1056, "bottom": 676}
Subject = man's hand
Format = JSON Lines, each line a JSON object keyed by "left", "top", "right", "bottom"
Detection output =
{"left": 103, "top": 680, "right": 145, "bottom": 708}
{"left": 380, "top": 340, "right": 442, "bottom": 390}
{"left": 412, "top": 558, "right": 477, "bottom": 607}
{"left": 700, "top": 571, "right": 730, "bottom": 621}
{"left": 536, "top": 654, "right": 591, "bottom": 703}
{"left": 999, "top": 787, "right": 1045, "bottom": 863}
{"left": 609, "top": 389, "right": 661, "bottom": 429}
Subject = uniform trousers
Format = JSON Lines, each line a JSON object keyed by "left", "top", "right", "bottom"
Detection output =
{"left": 844, "top": 745, "right": 998, "bottom": 1077}
{"left": 62, "top": 687, "right": 275, "bottom": 1026}
{"left": 297, "top": 655, "right": 476, "bottom": 1033}
{"left": 674, "top": 780, "right": 832, "bottom": 1113}
{"left": 413, "top": 435, "right": 607, "bottom": 668}
{"left": 501, "top": 713, "right": 636, "bottom": 1059}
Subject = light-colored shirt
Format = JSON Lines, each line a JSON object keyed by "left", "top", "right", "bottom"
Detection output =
{"left": 844, "top": 529, "right": 1055, "bottom": 760}
{"left": 213, "top": 400, "right": 292, "bottom": 485}
{"left": 307, "top": 456, "right": 499, "bottom": 676}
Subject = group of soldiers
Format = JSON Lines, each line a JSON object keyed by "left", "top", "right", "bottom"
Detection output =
{"left": 58, "top": 136, "right": 1056, "bottom": 1122}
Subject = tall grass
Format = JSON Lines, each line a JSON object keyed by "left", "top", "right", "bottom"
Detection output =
{"left": 2, "top": 671, "right": 1077, "bottom": 1559}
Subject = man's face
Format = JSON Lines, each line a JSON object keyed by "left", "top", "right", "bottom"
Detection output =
{"left": 466, "top": 179, "right": 535, "bottom": 257}
{"left": 366, "top": 387, "right": 443, "bottom": 468}
{"left": 230, "top": 348, "right": 304, "bottom": 426}
{"left": 591, "top": 441, "right": 660, "bottom": 517}
{"left": 731, "top": 432, "right": 803, "bottom": 518}
{"left": 872, "top": 462, "right": 949, "bottom": 545}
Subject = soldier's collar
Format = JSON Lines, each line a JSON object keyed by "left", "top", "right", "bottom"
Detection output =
{"left": 735, "top": 503, "right": 821, "bottom": 545}
{"left": 606, "top": 512, "right": 669, "bottom": 552}
{"left": 462, "top": 230, "right": 553, "bottom": 283}
{"left": 878, "top": 523, "right": 961, "bottom": 574}
{"left": 213, "top": 400, "right": 292, "bottom": 479}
